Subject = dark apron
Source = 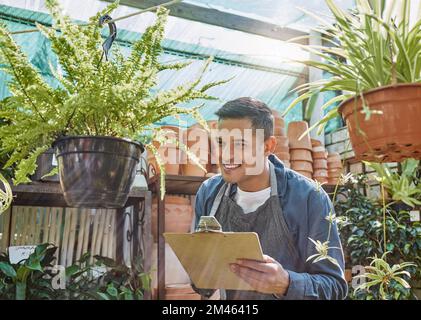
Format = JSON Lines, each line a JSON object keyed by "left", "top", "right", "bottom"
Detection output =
{"left": 209, "top": 162, "right": 299, "bottom": 300}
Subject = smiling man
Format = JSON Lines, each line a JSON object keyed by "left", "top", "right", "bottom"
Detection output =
{"left": 192, "top": 97, "right": 347, "bottom": 300}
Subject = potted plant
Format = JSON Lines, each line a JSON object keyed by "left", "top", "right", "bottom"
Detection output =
{"left": 335, "top": 174, "right": 421, "bottom": 299}
{"left": 364, "top": 158, "right": 421, "bottom": 209}
{"left": 284, "top": 0, "right": 421, "bottom": 162}
{"left": 0, "top": 0, "right": 225, "bottom": 207}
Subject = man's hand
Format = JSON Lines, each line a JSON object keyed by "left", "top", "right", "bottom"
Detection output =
{"left": 230, "top": 255, "right": 290, "bottom": 296}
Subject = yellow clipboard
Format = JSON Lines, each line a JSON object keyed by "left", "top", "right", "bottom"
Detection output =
{"left": 164, "top": 232, "right": 264, "bottom": 291}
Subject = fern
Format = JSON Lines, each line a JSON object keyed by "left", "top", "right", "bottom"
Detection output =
{"left": 0, "top": 0, "right": 228, "bottom": 185}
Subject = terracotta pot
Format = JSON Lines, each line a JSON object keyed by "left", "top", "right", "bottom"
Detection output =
{"left": 283, "top": 160, "right": 291, "bottom": 168}
{"left": 160, "top": 125, "right": 183, "bottom": 147}
{"left": 312, "top": 150, "right": 328, "bottom": 159}
{"left": 163, "top": 146, "right": 181, "bottom": 175}
{"left": 313, "top": 169, "right": 328, "bottom": 177}
{"left": 291, "top": 160, "right": 313, "bottom": 172}
{"left": 328, "top": 162, "right": 341, "bottom": 169}
{"left": 287, "top": 121, "right": 312, "bottom": 150}
{"left": 328, "top": 168, "right": 343, "bottom": 177}
{"left": 290, "top": 149, "right": 313, "bottom": 162}
{"left": 182, "top": 163, "right": 207, "bottom": 176}
{"left": 314, "top": 177, "right": 328, "bottom": 184}
{"left": 274, "top": 125, "right": 286, "bottom": 136}
{"left": 345, "top": 269, "right": 353, "bottom": 283}
{"left": 275, "top": 136, "right": 289, "bottom": 148}
{"left": 275, "top": 145, "right": 290, "bottom": 154}
{"left": 183, "top": 128, "right": 210, "bottom": 161}
{"left": 152, "top": 196, "right": 193, "bottom": 242}
{"left": 271, "top": 109, "right": 285, "bottom": 127}
{"left": 311, "top": 139, "right": 322, "bottom": 147}
{"left": 313, "top": 159, "right": 328, "bottom": 169}
{"left": 274, "top": 152, "right": 290, "bottom": 160}
{"left": 166, "top": 195, "right": 191, "bottom": 205}
{"left": 166, "top": 284, "right": 195, "bottom": 295}
{"left": 149, "top": 138, "right": 183, "bottom": 175}
{"left": 338, "top": 84, "right": 421, "bottom": 162}
{"left": 181, "top": 128, "right": 210, "bottom": 176}
{"left": 295, "top": 171, "right": 313, "bottom": 179}
{"left": 327, "top": 152, "right": 341, "bottom": 161}
{"left": 165, "top": 284, "right": 201, "bottom": 300}
{"left": 327, "top": 178, "right": 341, "bottom": 185}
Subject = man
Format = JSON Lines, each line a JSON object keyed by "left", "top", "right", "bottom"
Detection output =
{"left": 192, "top": 97, "right": 347, "bottom": 300}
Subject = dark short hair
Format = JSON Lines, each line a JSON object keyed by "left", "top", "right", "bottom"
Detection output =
{"left": 215, "top": 97, "right": 274, "bottom": 140}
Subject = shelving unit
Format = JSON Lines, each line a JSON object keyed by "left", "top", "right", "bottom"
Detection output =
{"left": 7, "top": 181, "right": 153, "bottom": 299}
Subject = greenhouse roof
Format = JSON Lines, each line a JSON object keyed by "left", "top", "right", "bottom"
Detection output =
{"left": 0, "top": 1, "right": 358, "bottom": 127}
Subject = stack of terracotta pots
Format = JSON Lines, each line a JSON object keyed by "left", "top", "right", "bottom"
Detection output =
{"left": 311, "top": 139, "right": 328, "bottom": 184}
{"left": 287, "top": 121, "right": 313, "bottom": 179}
{"left": 151, "top": 195, "right": 193, "bottom": 242}
{"left": 181, "top": 127, "right": 210, "bottom": 177}
{"left": 271, "top": 110, "right": 290, "bottom": 168}
{"left": 327, "top": 152, "right": 343, "bottom": 185}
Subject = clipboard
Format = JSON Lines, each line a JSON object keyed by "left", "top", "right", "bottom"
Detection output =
{"left": 164, "top": 232, "right": 265, "bottom": 291}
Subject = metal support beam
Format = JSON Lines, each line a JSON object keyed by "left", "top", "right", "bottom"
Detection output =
{"left": 112, "top": 0, "right": 308, "bottom": 43}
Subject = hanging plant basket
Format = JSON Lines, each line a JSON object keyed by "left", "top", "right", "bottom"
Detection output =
{"left": 338, "top": 84, "right": 421, "bottom": 162}
{"left": 53, "top": 136, "right": 144, "bottom": 208}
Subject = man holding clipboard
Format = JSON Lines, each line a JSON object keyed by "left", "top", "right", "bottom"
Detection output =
{"left": 191, "top": 97, "right": 347, "bottom": 300}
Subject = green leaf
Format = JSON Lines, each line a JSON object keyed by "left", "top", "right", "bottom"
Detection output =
{"left": 96, "top": 292, "right": 110, "bottom": 300}
{"left": 0, "top": 261, "right": 17, "bottom": 278}
{"left": 106, "top": 285, "right": 118, "bottom": 297}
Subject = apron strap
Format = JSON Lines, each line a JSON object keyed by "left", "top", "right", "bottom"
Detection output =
{"left": 269, "top": 161, "right": 278, "bottom": 196}
{"left": 209, "top": 182, "right": 230, "bottom": 217}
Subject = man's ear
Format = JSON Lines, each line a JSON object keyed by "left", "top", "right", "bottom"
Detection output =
{"left": 264, "top": 136, "right": 277, "bottom": 156}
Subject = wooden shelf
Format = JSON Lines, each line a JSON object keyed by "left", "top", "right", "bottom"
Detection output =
{"left": 148, "top": 175, "right": 207, "bottom": 196}
{"left": 11, "top": 181, "right": 149, "bottom": 207}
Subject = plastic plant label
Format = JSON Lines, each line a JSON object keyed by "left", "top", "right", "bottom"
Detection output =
{"left": 52, "top": 154, "right": 58, "bottom": 166}
{"left": 8, "top": 245, "right": 36, "bottom": 264}
{"left": 410, "top": 210, "right": 420, "bottom": 222}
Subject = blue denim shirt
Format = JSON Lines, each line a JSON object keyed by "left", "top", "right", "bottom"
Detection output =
{"left": 194, "top": 154, "right": 348, "bottom": 300}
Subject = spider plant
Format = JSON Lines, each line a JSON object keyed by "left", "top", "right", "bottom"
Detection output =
{"left": 364, "top": 158, "right": 421, "bottom": 208}
{"left": 353, "top": 252, "right": 415, "bottom": 300}
{"left": 283, "top": 0, "right": 421, "bottom": 135}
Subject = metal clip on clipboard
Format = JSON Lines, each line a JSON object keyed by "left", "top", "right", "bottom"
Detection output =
{"left": 195, "top": 216, "right": 223, "bottom": 233}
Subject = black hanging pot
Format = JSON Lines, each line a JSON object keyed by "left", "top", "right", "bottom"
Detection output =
{"left": 53, "top": 136, "right": 144, "bottom": 208}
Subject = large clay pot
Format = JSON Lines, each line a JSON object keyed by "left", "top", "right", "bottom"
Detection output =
{"left": 290, "top": 149, "right": 313, "bottom": 162}
{"left": 338, "top": 84, "right": 421, "bottom": 162}
{"left": 54, "top": 136, "right": 143, "bottom": 208}
{"left": 287, "top": 121, "right": 312, "bottom": 150}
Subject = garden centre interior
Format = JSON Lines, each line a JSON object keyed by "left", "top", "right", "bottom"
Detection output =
{"left": 0, "top": 0, "right": 420, "bottom": 300}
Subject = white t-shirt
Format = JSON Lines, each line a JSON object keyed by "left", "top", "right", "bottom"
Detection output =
{"left": 234, "top": 186, "right": 271, "bottom": 214}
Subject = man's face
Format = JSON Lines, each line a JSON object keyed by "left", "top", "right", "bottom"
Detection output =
{"left": 214, "top": 118, "right": 276, "bottom": 184}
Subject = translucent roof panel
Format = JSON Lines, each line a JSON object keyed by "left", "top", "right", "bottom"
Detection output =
{"left": 188, "top": 0, "right": 356, "bottom": 32}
